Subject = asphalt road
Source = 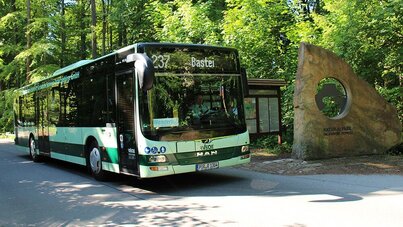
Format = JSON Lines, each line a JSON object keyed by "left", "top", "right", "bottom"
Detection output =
{"left": 1, "top": 139, "right": 403, "bottom": 226}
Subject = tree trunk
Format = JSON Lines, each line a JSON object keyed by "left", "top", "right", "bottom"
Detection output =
{"left": 11, "top": 0, "right": 19, "bottom": 88}
{"left": 91, "top": 0, "right": 97, "bottom": 58}
{"left": 60, "top": 0, "right": 66, "bottom": 67}
{"left": 123, "top": 27, "right": 127, "bottom": 46}
{"left": 118, "top": 23, "right": 123, "bottom": 47}
{"left": 101, "top": 0, "right": 106, "bottom": 55}
{"left": 12, "top": 0, "right": 18, "bottom": 45}
{"left": 79, "top": 0, "right": 86, "bottom": 59}
{"left": 108, "top": 0, "right": 112, "bottom": 51}
{"left": 26, "top": 0, "right": 31, "bottom": 83}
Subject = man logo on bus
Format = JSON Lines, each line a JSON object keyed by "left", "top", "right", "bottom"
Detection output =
{"left": 196, "top": 150, "right": 218, "bottom": 157}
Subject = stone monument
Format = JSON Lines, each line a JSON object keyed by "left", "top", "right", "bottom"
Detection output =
{"left": 292, "top": 43, "right": 401, "bottom": 160}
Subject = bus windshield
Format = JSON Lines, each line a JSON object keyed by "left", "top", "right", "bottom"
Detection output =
{"left": 139, "top": 73, "right": 246, "bottom": 141}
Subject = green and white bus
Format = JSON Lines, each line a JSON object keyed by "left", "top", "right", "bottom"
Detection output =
{"left": 14, "top": 43, "right": 250, "bottom": 179}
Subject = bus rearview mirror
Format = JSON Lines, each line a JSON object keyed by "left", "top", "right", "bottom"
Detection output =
{"left": 126, "top": 53, "right": 155, "bottom": 91}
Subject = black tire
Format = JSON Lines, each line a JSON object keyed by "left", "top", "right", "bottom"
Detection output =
{"left": 29, "top": 137, "right": 41, "bottom": 162}
{"left": 87, "top": 140, "right": 107, "bottom": 181}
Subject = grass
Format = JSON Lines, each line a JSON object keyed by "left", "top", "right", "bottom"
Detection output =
{"left": 249, "top": 136, "right": 293, "bottom": 161}
{"left": 0, "top": 133, "right": 14, "bottom": 140}
{"left": 250, "top": 135, "right": 293, "bottom": 155}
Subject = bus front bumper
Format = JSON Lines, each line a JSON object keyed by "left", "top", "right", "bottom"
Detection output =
{"left": 139, "top": 154, "right": 251, "bottom": 178}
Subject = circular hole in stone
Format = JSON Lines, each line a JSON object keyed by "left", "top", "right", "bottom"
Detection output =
{"left": 315, "top": 78, "right": 347, "bottom": 118}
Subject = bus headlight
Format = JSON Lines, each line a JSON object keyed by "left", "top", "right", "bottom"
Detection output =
{"left": 149, "top": 155, "right": 167, "bottom": 163}
{"left": 241, "top": 145, "right": 249, "bottom": 153}
{"left": 150, "top": 166, "right": 169, "bottom": 171}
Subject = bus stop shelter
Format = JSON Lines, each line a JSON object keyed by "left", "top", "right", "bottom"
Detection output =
{"left": 244, "top": 79, "right": 287, "bottom": 144}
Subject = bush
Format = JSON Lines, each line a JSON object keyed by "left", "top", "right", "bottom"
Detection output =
{"left": 0, "top": 132, "right": 14, "bottom": 139}
{"left": 0, "top": 89, "right": 15, "bottom": 134}
{"left": 250, "top": 135, "right": 292, "bottom": 155}
{"left": 387, "top": 142, "right": 403, "bottom": 155}
{"left": 377, "top": 86, "right": 402, "bottom": 123}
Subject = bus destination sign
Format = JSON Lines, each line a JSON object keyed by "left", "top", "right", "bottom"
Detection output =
{"left": 144, "top": 45, "right": 239, "bottom": 74}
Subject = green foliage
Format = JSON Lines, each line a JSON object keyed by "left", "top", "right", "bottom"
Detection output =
{"left": 0, "top": 0, "right": 400, "bottom": 138}
{"left": 251, "top": 135, "right": 292, "bottom": 154}
{"left": 386, "top": 142, "right": 403, "bottom": 155}
{"left": 223, "top": 0, "right": 295, "bottom": 79}
{"left": 281, "top": 83, "right": 295, "bottom": 143}
{"left": 251, "top": 136, "right": 279, "bottom": 149}
{"left": 110, "top": 0, "right": 155, "bottom": 45}
{"left": 313, "top": 0, "right": 402, "bottom": 85}
{"left": 222, "top": 1, "right": 299, "bottom": 145}
{"left": 377, "top": 85, "right": 403, "bottom": 123}
{"left": 0, "top": 133, "right": 14, "bottom": 139}
{"left": 0, "top": 89, "right": 15, "bottom": 133}
{"left": 146, "top": 0, "right": 223, "bottom": 44}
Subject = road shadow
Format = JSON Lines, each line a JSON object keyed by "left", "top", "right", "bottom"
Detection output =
{"left": 5, "top": 141, "right": 403, "bottom": 204}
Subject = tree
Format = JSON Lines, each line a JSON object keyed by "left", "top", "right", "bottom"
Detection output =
{"left": 311, "top": 0, "right": 402, "bottom": 121}
{"left": 26, "top": 0, "right": 31, "bottom": 81}
{"left": 146, "top": 0, "right": 224, "bottom": 44}
{"left": 0, "top": 0, "right": 400, "bottom": 136}
{"left": 222, "top": 0, "right": 300, "bottom": 143}
{"left": 109, "top": 0, "right": 156, "bottom": 46}
{"left": 223, "top": 0, "right": 295, "bottom": 79}
{"left": 90, "top": 0, "right": 97, "bottom": 58}
{"left": 101, "top": 0, "right": 107, "bottom": 55}
{"left": 18, "top": 0, "right": 60, "bottom": 82}
{"left": 60, "top": 0, "right": 66, "bottom": 67}
{"left": 0, "top": 0, "right": 26, "bottom": 89}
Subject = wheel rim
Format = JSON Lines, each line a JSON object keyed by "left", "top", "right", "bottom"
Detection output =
{"left": 89, "top": 147, "right": 101, "bottom": 174}
{"left": 30, "top": 139, "right": 36, "bottom": 158}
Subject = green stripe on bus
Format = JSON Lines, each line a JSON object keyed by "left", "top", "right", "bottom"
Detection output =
{"left": 105, "top": 147, "right": 119, "bottom": 164}
{"left": 50, "top": 141, "right": 84, "bottom": 157}
{"left": 51, "top": 152, "right": 86, "bottom": 166}
{"left": 50, "top": 141, "right": 118, "bottom": 164}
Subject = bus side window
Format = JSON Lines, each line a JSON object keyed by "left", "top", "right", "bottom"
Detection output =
{"left": 107, "top": 74, "right": 116, "bottom": 123}
{"left": 66, "top": 80, "right": 79, "bottom": 126}
{"left": 49, "top": 87, "right": 60, "bottom": 125}
{"left": 18, "top": 97, "right": 23, "bottom": 126}
{"left": 81, "top": 74, "right": 107, "bottom": 127}
{"left": 58, "top": 81, "right": 79, "bottom": 127}
{"left": 80, "top": 76, "right": 91, "bottom": 126}
{"left": 25, "top": 94, "right": 35, "bottom": 125}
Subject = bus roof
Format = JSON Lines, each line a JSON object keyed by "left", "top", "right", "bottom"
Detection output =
{"left": 17, "top": 51, "right": 117, "bottom": 93}
{"left": 17, "top": 43, "right": 236, "bottom": 94}
{"left": 136, "top": 42, "right": 237, "bottom": 52}
{"left": 52, "top": 59, "right": 94, "bottom": 77}
{"left": 52, "top": 51, "right": 117, "bottom": 77}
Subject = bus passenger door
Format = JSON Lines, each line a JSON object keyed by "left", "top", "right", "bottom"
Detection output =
{"left": 36, "top": 92, "right": 50, "bottom": 154}
{"left": 116, "top": 72, "right": 138, "bottom": 175}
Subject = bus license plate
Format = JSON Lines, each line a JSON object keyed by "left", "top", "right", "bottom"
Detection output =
{"left": 196, "top": 162, "right": 219, "bottom": 171}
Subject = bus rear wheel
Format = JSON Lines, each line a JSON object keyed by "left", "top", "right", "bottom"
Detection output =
{"left": 29, "top": 137, "right": 41, "bottom": 162}
{"left": 87, "top": 141, "right": 107, "bottom": 181}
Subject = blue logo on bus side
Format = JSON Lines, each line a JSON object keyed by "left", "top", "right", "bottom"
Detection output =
{"left": 145, "top": 146, "right": 167, "bottom": 154}
{"left": 144, "top": 147, "right": 151, "bottom": 154}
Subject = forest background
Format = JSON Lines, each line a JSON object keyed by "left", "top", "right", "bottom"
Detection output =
{"left": 0, "top": 0, "right": 401, "bottom": 145}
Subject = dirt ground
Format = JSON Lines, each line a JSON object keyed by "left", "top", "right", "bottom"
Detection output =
{"left": 239, "top": 149, "right": 403, "bottom": 175}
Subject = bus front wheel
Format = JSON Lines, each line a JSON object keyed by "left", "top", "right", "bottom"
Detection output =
{"left": 87, "top": 141, "right": 107, "bottom": 181}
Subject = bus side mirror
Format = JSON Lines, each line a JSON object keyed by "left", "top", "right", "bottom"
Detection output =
{"left": 126, "top": 53, "right": 155, "bottom": 91}
{"left": 241, "top": 68, "right": 249, "bottom": 97}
